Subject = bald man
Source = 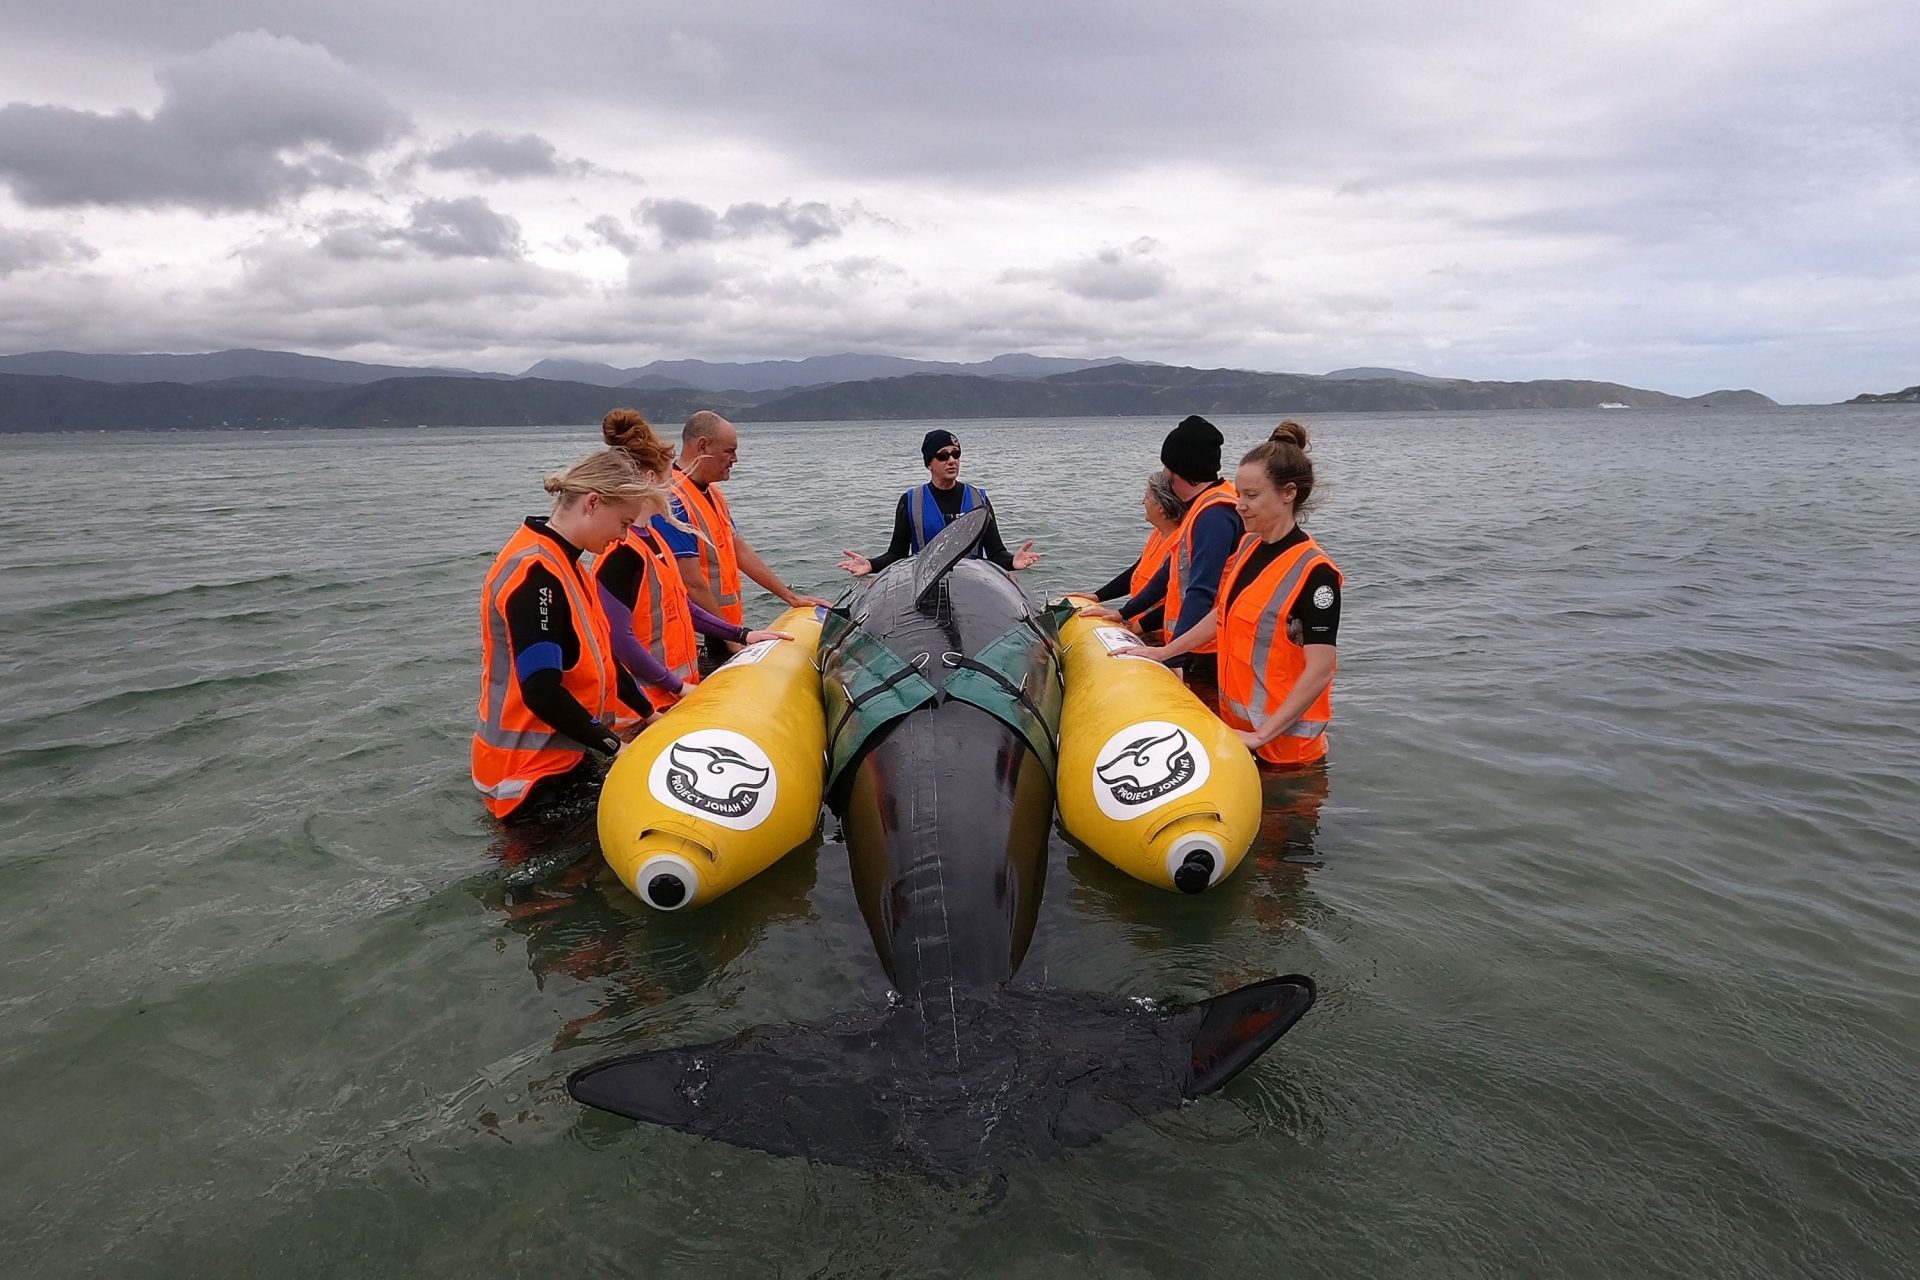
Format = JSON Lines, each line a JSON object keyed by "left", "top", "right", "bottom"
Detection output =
{"left": 652, "top": 411, "right": 829, "bottom": 667}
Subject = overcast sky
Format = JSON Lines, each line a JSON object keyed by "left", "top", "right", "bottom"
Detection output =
{"left": 0, "top": 2, "right": 1912, "bottom": 401}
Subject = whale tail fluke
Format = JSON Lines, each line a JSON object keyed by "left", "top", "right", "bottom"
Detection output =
{"left": 566, "top": 975, "right": 1314, "bottom": 1177}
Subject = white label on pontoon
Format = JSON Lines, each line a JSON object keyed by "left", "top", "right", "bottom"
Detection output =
{"left": 650, "top": 729, "right": 778, "bottom": 830}
{"left": 1092, "top": 720, "right": 1211, "bottom": 820}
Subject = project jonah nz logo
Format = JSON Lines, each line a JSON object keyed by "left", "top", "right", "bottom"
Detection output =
{"left": 644, "top": 728, "right": 781, "bottom": 832}
{"left": 1096, "top": 727, "right": 1198, "bottom": 808}
{"left": 664, "top": 741, "right": 772, "bottom": 819}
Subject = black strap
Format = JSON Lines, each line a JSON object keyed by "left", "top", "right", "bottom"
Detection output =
{"left": 827, "top": 655, "right": 930, "bottom": 749}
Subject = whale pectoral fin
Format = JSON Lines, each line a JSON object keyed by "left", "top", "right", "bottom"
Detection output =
{"left": 1180, "top": 974, "right": 1317, "bottom": 1098}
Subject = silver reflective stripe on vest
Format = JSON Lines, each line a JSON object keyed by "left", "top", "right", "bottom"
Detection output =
{"left": 1172, "top": 489, "right": 1233, "bottom": 610}
{"left": 479, "top": 539, "right": 612, "bottom": 742}
{"left": 481, "top": 545, "right": 545, "bottom": 733}
{"left": 908, "top": 486, "right": 929, "bottom": 552}
{"left": 644, "top": 568, "right": 698, "bottom": 682}
{"left": 473, "top": 722, "right": 564, "bottom": 752}
{"left": 473, "top": 775, "right": 532, "bottom": 801}
{"left": 679, "top": 481, "right": 740, "bottom": 610}
{"left": 1232, "top": 547, "right": 1327, "bottom": 729}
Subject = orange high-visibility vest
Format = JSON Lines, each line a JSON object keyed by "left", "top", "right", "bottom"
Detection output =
{"left": 594, "top": 524, "right": 701, "bottom": 708}
{"left": 472, "top": 523, "right": 618, "bottom": 818}
{"left": 1164, "top": 481, "right": 1238, "bottom": 656}
{"left": 1129, "top": 527, "right": 1178, "bottom": 643}
{"left": 671, "top": 467, "right": 743, "bottom": 625}
{"left": 1215, "top": 532, "right": 1341, "bottom": 768}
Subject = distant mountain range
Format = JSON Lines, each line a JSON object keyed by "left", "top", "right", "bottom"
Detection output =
{"left": 1845, "top": 384, "right": 1920, "bottom": 403}
{"left": 0, "top": 348, "right": 512, "bottom": 385}
{"left": 520, "top": 352, "right": 1145, "bottom": 392}
{"left": 0, "top": 348, "right": 1143, "bottom": 394}
{"left": 0, "top": 351, "right": 1778, "bottom": 433}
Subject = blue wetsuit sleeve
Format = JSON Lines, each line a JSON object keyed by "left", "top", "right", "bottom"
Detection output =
{"left": 651, "top": 509, "right": 700, "bottom": 558}
{"left": 598, "top": 580, "right": 682, "bottom": 693}
{"left": 1172, "top": 506, "right": 1242, "bottom": 636}
{"left": 1119, "top": 559, "right": 1169, "bottom": 619}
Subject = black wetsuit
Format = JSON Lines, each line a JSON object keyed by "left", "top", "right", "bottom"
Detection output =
{"left": 500, "top": 519, "right": 650, "bottom": 815}
{"left": 865, "top": 485, "right": 1017, "bottom": 574}
{"left": 1090, "top": 559, "right": 1165, "bottom": 637}
{"left": 1222, "top": 527, "right": 1342, "bottom": 645}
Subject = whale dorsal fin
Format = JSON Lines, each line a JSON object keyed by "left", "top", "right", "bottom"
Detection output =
{"left": 912, "top": 506, "right": 992, "bottom": 607}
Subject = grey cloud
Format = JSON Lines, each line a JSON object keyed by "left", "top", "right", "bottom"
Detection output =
{"left": 318, "top": 197, "right": 525, "bottom": 260}
{"left": 587, "top": 214, "right": 643, "bottom": 256}
{"left": 719, "top": 200, "right": 846, "bottom": 247}
{"left": 638, "top": 198, "right": 722, "bottom": 247}
{"left": 0, "top": 226, "right": 98, "bottom": 276}
{"left": 638, "top": 197, "right": 853, "bottom": 249}
{"left": 0, "top": 31, "right": 408, "bottom": 211}
{"left": 422, "top": 130, "right": 586, "bottom": 180}
{"left": 404, "top": 196, "right": 524, "bottom": 258}
{"left": 1003, "top": 238, "right": 1172, "bottom": 302}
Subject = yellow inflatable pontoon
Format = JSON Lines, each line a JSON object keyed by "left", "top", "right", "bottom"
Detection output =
{"left": 1054, "top": 599, "right": 1261, "bottom": 893}
{"left": 597, "top": 605, "right": 825, "bottom": 910}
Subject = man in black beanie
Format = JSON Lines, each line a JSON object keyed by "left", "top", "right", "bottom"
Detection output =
{"left": 1159, "top": 414, "right": 1223, "bottom": 486}
{"left": 834, "top": 429, "right": 1042, "bottom": 577}
{"left": 1086, "top": 414, "right": 1243, "bottom": 704}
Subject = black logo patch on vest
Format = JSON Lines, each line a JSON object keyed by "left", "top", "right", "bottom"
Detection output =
{"left": 1095, "top": 728, "right": 1196, "bottom": 807}
{"left": 664, "top": 741, "right": 772, "bottom": 819}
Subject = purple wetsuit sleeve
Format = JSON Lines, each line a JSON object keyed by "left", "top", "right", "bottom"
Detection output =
{"left": 598, "top": 581, "right": 683, "bottom": 693}
{"left": 689, "top": 600, "right": 748, "bottom": 641}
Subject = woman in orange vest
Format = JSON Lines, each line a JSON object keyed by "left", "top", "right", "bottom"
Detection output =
{"left": 1117, "top": 421, "right": 1341, "bottom": 768}
{"left": 473, "top": 448, "right": 660, "bottom": 821}
{"left": 1083, "top": 469, "right": 1188, "bottom": 644}
{"left": 592, "top": 410, "right": 790, "bottom": 708}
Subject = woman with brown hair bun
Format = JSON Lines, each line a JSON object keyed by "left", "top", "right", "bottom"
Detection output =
{"left": 473, "top": 448, "right": 659, "bottom": 821}
{"left": 1118, "top": 420, "right": 1342, "bottom": 768}
{"left": 591, "top": 408, "right": 789, "bottom": 710}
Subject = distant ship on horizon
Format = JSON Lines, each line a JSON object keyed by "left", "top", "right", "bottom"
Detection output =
{"left": 1597, "top": 401, "right": 1629, "bottom": 409}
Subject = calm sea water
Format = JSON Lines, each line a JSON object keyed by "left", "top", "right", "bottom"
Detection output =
{"left": 1, "top": 408, "right": 1916, "bottom": 1278}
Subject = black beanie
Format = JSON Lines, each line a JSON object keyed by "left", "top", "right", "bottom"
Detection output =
{"left": 921, "top": 429, "right": 959, "bottom": 464}
{"left": 1160, "top": 414, "right": 1223, "bottom": 483}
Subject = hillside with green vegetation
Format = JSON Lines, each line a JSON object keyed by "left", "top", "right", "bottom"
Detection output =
{"left": 0, "top": 362, "right": 1775, "bottom": 432}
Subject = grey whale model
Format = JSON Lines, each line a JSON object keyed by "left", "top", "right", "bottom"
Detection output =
{"left": 568, "top": 510, "right": 1315, "bottom": 1178}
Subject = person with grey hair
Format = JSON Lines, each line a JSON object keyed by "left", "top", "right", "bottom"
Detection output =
{"left": 1082, "top": 469, "right": 1188, "bottom": 642}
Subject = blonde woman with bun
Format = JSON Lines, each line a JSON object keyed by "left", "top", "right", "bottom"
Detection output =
{"left": 592, "top": 409, "right": 791, "bottom": 708}
{"left": 472, "top": 447, "right": 659, "bottom": 821}
{"left": 1118, "top": 421, "right": 1342, "bottom": 768}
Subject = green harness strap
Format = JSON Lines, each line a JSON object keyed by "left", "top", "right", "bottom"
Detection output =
{"left": 938, "top": 626, "right": 1064, "bottom": 778}
{"left": 820, "top": 625, "right": 941, "bottom": 788}
{"left": 819, "top": 611, "right": 1064, "bottom": 789}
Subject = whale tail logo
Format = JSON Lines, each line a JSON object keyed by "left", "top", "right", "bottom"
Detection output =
{"left": 1095, "top": 727, "right": 1196, "bottom": 806}
{"left": 568, "top": 975, "right": 1314, "bottom": 1180}
{"left": 664, "top": 741, "right": 772, "bottom": 819}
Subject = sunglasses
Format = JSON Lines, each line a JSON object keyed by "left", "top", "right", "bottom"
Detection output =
{"left": 932, "top": 448, "right": 962, "bottom": 462}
